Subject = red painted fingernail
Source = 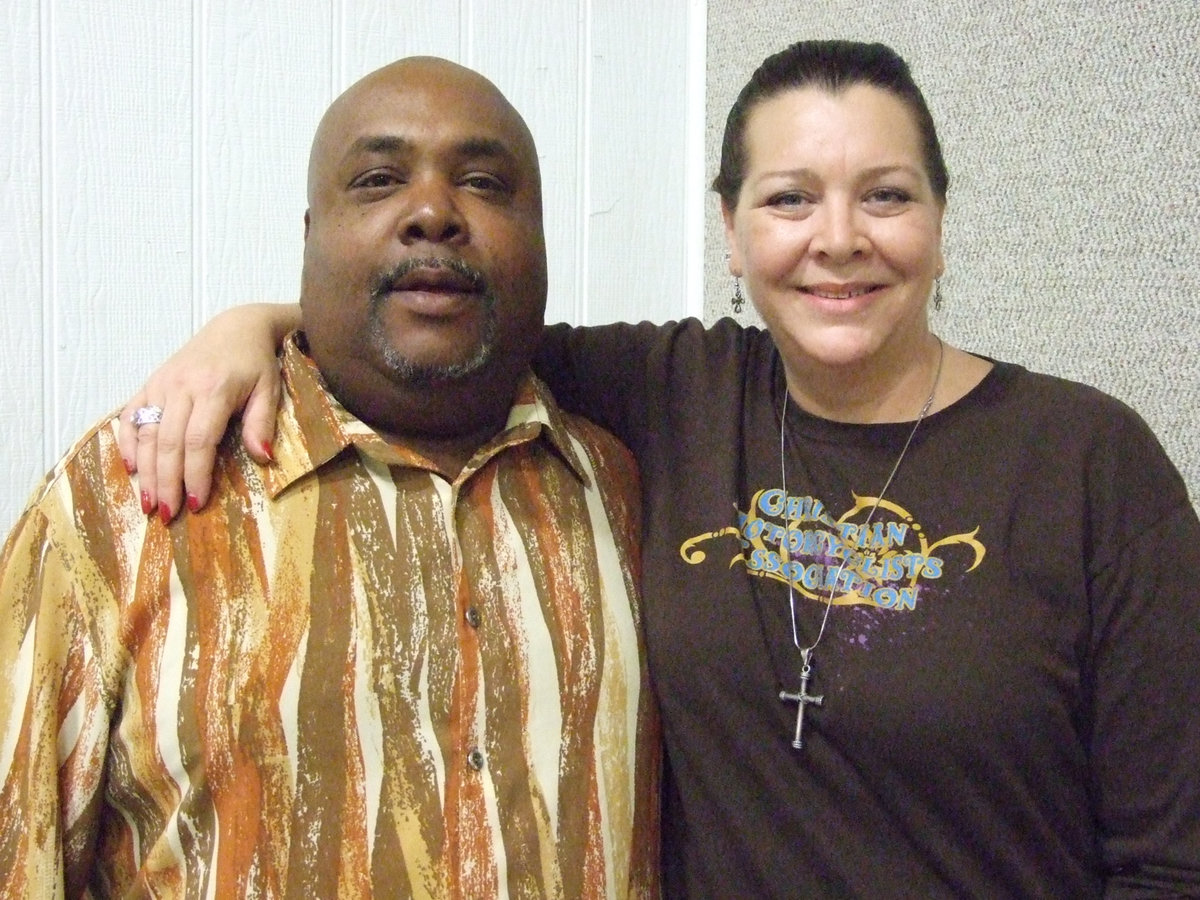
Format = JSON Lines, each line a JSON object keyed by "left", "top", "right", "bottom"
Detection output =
{"left": 159, "top": 503, "right": 172, "bottom": 525}
{"left": 141, "top": 491, "right": 152, "bottom": 515}
{"left": 122, "top": 458, "right": 134, "bottom": 475}
{"left": 261, "top": 440, "right": 274, "bottom": 462}
{"left": 186, "top": 493, "right": 201, "bottom": 513}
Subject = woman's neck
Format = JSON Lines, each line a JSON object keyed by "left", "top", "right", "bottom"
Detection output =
{"left": 781, "top": 332, "right": 947, "bottom": 424}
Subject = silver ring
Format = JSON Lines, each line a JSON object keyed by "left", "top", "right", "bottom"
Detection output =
{"left": 131, "top": 405, "right": 164, "bottom": 427}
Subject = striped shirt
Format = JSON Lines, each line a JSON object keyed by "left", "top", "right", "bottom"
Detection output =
{"left": 0, "top": 335, "right": 660, "bottom": 899}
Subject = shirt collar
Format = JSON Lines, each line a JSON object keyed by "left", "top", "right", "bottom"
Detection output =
{"left": 265, "top": 332, "right": 590, "bottom": 497}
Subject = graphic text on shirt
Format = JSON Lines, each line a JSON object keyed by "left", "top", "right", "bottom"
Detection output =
{"left": 679, "top": 486, "right": 986, "bottom": 610}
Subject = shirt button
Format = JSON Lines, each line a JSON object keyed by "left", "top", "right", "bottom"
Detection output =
{"left": 464, "top": 606, "right": 482, "bottom": 629}
{"left": 467, "top": 747, "right": 486, "bottom": 771}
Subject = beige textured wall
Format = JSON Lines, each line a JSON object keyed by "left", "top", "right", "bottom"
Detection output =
{"left": 704, "top": 0, "right": 1200, "bottom": 503}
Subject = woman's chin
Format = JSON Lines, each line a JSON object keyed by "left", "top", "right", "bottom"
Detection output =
{"left": 774, "top": 327, "right": 886, "bottom": 372}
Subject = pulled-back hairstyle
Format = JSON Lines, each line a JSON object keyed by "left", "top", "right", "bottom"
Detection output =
{"left": 712, "top": 40, "right": 949, "bottom": 209}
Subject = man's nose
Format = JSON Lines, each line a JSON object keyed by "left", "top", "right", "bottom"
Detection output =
{"left": 398, "top": 178, "right": 467, "bottom": 245}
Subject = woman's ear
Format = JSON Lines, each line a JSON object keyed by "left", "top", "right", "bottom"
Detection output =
{"left": 720, "top": 202, "right": 743, "bottom": 277}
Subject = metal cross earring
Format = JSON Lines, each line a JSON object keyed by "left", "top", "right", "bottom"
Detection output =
{"left": 725, "top": 251, "right": 746, "bottom": 314}
{"left": 933, "top": 278, "right": 943, "bottom": 311}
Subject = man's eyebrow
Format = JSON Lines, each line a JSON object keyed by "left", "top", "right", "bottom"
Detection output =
{"left": 344, "top": 135, "right": 514, "bottom": 162}
{"left": 454, "top": 137, "right": 514, "bottom": 162}
{"left": 347, "top": 135, "right": 412, "bottom": 156}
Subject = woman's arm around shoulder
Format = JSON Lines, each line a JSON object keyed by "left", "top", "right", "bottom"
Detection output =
{"left": 118, "top": 302, "right": 299, "bottom": 520}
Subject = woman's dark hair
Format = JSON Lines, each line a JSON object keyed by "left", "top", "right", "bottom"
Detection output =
{"left": 712, "top": 40, "right": 949, "bottom": 209}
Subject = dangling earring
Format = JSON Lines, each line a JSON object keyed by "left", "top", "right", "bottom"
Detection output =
{"left": 933, "top": 278, "right": 943, "bottom": 311}
{"left": 732, "top": 276, "right": 746, "bottom": 314}
{"left": 725, "top": 251, "right": 746, "bottom": 314}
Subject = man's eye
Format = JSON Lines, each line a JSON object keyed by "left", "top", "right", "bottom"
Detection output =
{"left": 351, "top": 171, "right": 400, "bottom": 190}
{"left": 462, "top": 173, "right": 509, "bottom": 194}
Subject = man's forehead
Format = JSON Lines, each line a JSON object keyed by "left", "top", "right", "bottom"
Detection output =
{"left": 327, "top": 75, "right": 529, "bottom": 156}
{"left": 341, "top": 132, "right": 518, "bottom": 165}
{"left": 308, "top": 58, "right": 540, "bottom": 196}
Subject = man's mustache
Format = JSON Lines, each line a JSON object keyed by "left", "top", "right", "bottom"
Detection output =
{"left": 369, "top": 257, "right": 488, "bottom": 303}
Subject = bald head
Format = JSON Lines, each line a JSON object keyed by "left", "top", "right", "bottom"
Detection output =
{"left": 308, "top": 57, "right": 541, "bottom": 208}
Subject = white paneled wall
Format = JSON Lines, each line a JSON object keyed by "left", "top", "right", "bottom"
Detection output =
{"left": 1, "top": 1, "right": 705, "bottom": 533}
{"left": 1, "top": 0, "right": 44, "bottom": 532}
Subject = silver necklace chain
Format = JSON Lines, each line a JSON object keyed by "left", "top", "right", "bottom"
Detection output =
{"left": 777, "top": 336, "right": 944, "bottom": 750}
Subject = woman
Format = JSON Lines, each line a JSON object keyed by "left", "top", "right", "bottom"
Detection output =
{"left": 122, "top": 41, "right": 1200, "bottom": 896}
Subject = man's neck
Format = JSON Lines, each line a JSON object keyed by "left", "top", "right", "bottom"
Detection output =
{"left": 295, "top": 333, "right": 528, "bottom": 478}
{"left": 340, "top": 367, "right": 523, "bottom": 479}
{"left": 373, "top": 419, "right": 505, "bottom": 480}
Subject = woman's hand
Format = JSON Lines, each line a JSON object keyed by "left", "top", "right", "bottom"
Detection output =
{"left": 119, "top": 302, "right": 300, "bottom": 521}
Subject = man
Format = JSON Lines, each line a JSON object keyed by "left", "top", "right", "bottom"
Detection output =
{"left": 0, "top": 58, "right": 659, "bottom": 898}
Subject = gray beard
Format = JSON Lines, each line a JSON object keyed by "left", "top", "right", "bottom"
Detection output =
{"left": 366, "top": 294, "right": 498, "bottom": 386}
{"left": 366, "top": 256, "right": 498, "bottom": 386}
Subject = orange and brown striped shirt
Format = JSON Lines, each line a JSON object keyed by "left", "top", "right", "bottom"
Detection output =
{"left": 0, "top": 335, "right": 660, "bottom": 899}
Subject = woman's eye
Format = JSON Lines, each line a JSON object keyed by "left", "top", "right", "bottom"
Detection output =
{"left": 866, "top": 187, "right": 912, "bottom": 205}
{"left": 768, "top": 191, "right": 810, "bottom": 208}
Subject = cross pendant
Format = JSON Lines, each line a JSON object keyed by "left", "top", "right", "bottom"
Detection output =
{"left": 779, "top": 648, "right": 823, "bottom": 750}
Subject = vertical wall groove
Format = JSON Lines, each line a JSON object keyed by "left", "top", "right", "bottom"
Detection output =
{"left": 575, "top": 0, "right": 592, "bottom": 325}
{"left": 459, "top": 0, "right": 471, "bottom": 67}
{"left": 683, "top": 0, "right": 707, "bottom": 319}
{"left": 330, "top": 0, "right": 343, "bottom": 98}
{"left": 38, "top": 0, "right": 54, "bottom": 470}
{"left": 192, "top": 0, "right": 206, "bottom": 329}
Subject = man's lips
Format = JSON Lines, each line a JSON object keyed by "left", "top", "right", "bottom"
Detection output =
{"left": 372, "top": 259, "right": 488, "bottom": 317}
{"left": 383, "top": 285, "right": 479, "bottom": 318}
{"left": 391, "top": 266, "right": 481, "bottom": 294}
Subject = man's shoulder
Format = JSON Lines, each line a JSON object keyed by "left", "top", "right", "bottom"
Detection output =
{"left": 539, "top": 385, "right": 639, "bottom": 510}
{"left": 16, "top": 406, "right": 266, "bottom": 534}
{"left": 19, "top": 411, "right": 127, "bottom": 516}
{"left": 1, "top": 411, "right": 148, "bottom": 572}
{"left": 527, "top": 374, "right": 633, "bottom": 462}
{"left": 557, "top": 406, "right": 633, "bottom": 462}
